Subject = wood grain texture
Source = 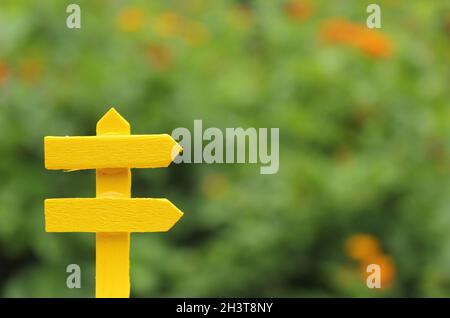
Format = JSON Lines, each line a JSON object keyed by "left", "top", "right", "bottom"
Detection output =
{"left": 44, "top": 197, "right": 184, "bottom": 232}
{"left": 44, "top": 134, "right": 182, "bottom": 170}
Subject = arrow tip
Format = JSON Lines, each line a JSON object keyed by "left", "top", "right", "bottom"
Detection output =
{"left": 97, "top": 107, "right": 130, "bottom": 135}
{"left": 161, "top": 199, "right": 184, "bottom": 231}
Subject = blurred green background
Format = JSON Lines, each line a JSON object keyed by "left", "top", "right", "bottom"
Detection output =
{"left": 0, "top": 0, "right": 449, "bottom": 297}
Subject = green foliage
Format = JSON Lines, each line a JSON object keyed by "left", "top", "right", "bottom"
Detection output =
{"left": 0, "top": 0, "right": 449, "bottom": 297}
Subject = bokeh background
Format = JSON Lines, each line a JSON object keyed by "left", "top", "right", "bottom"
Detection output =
{"left": 0, "top": 0, "right": 449, "bottom": 297}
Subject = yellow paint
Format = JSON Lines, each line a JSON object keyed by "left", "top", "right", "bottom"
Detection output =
{"left": 96, "top": 232, "right": 130, "bottom": 298}
{"left": 44, "top": 134, "right": 182, "bottom": 170}
{"left": 43, "top": 108, "right": 184, "bottom": 298}
{"left": 45, "top": 198, "right": 183, "bottom": 232}
{"left": 96, "top": 108, "right": 131, "bottom": 298}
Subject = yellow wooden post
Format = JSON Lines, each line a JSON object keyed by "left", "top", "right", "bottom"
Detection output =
{"left": 95, "top": 109, "right": 131, "bottom": 298}
{"left": 44, "top": 107, "right": 183, "bottom": 298}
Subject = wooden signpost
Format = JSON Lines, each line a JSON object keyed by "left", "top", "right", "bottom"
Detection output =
{"left": 44, "top": 108, "right": 184, "bottom": 298}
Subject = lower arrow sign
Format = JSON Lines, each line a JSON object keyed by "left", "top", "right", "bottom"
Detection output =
{"left": 45, "top": 198, "right": 183, "bottom": 232}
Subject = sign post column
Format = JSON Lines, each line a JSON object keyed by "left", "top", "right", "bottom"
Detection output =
{"left": 96, "top": 109, "right": 131, "bottom": 298}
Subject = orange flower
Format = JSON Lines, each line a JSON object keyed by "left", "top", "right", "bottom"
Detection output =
{"left": 201, "top": 172, "right": 229, "bottom": 199}
{"left": 361, "top": 254, "right": 395, "bottom": 288}
{"left": 0, "top": 60, "right": 10, "bottom": 86}
{"left": 356, "top": 31, "right": 393, "bottom": 58}
{"left": 118, "top": 7, "right": 145, "bottom": 32}
{"left": 19, "top": 57, "right": 43, "bottom": 84}
{"left": 321, "top": 18, "right": 393, "bottom": 58}
{"left": 345, "top": 233, "right": 381, "bottom": 263}
{"left": 147, "top": 45, "right": 172, "bottom": 70}
{"left": 153, "top": 12, "right": 183, "bottom": 37}
{"left": 284, "top": 0, "right": 312, "bottom": 22}
{"left": 321, "top": 19, "right": 361, "bottom": 43}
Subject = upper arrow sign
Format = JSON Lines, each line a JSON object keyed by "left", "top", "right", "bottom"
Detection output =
{"left": 45, "top": 133, "right": 182, "bottom": 170}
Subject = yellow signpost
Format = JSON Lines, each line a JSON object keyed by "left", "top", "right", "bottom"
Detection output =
{"left": 44, "top": 108, "right": 184, "bottom": 298}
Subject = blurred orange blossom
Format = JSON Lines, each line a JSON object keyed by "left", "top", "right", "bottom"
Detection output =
{"left": 284, "top": 0, "right": 313, "bottom": 22}
{"left": 361, "top": 255, "right": 396, "bottom": 288}
{"left": 345, "top": 233, "right": 396, "bottom": 288}
{"left": 0, "top": 60, "right": 10, "bottom": 87}
{"left": 117, "top": 7, "right": 145, "bottom": 32}
{"left": 321, "top": 18, "right": 393, "bottom": 58}
{"left": 345, "top": 233, "right": 381, "bottom": 262}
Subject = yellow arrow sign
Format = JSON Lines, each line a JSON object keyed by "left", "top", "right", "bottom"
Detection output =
{"left": 45, "top": 134, "right": 181, "bottom": 170}
{"left": 44, "top": 107, "right": 184, "bottom": 298}
{"left": 45, "top": 198, "right": 183, "bottom": 232}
